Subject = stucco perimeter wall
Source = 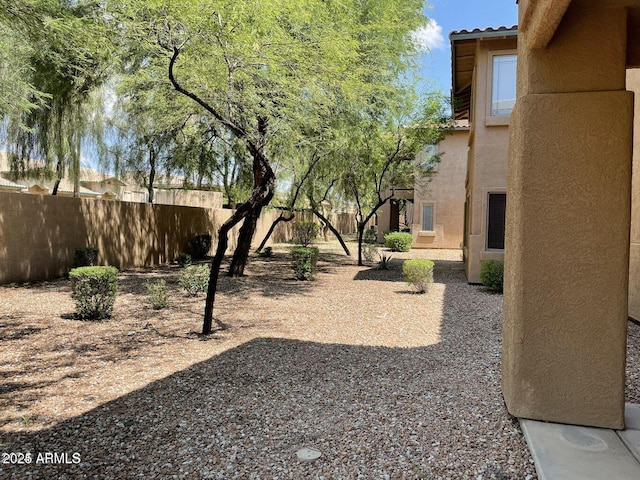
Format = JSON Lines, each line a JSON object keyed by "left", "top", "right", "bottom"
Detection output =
{"left": 412, "top": 129, "right": 468, "bottom": 249}
{"left": 0, "top": 193, "right": 356, "bottom": 284}
{"left": 629, "top": 68, "right": 640, "bottom": 321}
{"left": 464, "top": 37, "right": 514, "bottom": 283}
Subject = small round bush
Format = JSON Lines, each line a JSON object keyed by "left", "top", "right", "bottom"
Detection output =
{"left": 69, "top": 266, "right": 118, "bottom": 320}
{"left": 480, "top": 260, "right": 504, "bottom": 293}
{"left": 384, "top": 232, "right": 413, "bottom": 252}
{"left": 363, "top": 227, "right": 377, "bottom": 244}
{"left": 402, "top": 259, "right": 434, "bottom": 293}
{"left": 177, "top": 252, "right": 192, "bottom": 267}
{"left": 293, "top": 221, "right": 319, "bottom": 247}
{"left": 146, "top": 279, "right": 169, "bottom": 309}
{"left": 189, "top": 234, "right": 212, "bottom": 259}
{"left": 179, "top": 265, "right": 210, "bottom": 296}
{"left": 290, "top": 246, "right": 319, "bottom": 280}
{"left": 362, "top": 243, "right": 378, "bottom": 263}
{"left": 73, "top": 247, "right": 99, "bottom": 267}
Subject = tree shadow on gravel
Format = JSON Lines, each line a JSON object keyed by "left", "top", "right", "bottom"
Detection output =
{"left": 0, "top": 259, "right": 532, "bottom": 480}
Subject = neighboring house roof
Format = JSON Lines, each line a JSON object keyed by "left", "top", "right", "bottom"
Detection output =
{"left": 0, "top": 175, "right": 27, "bottom": 191}
{"left": 450, "top": 25, "right": 518, "bottom": 120}
{"left": 55, "top": 179, "right": 101, "bottom": 196}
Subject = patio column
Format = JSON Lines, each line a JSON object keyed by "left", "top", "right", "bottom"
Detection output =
{"left": 503, "top": 4, "right": 632, "bottom": 429}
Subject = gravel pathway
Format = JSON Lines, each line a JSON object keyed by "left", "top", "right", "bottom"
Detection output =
{"left": 3, "top": 242, "right": 619, "bottom": 479}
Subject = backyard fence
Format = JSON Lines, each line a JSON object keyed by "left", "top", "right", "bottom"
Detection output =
{"left": 0, "top": 192, "right": 357, "bottom": 284}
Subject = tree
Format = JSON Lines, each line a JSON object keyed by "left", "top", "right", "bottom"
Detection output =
{"left": 2, "top": 0, "right": 113, "bottom": 196}
{"left": 109, "top": 0, "right": 367, "bottom": 333}
{"left": 109, "top": 0, "right": 434, "bottom": 333}
{"left": 343, "top": 94, "right": 446, "bottom": 265}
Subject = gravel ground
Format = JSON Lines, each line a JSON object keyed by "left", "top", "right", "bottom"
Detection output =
{"left": 1, "top": 241, "right": 636, "bottom": 479}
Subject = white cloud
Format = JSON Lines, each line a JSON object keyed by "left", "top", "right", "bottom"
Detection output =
{"left": 412, "top": 19, "right": 446, "bottom": 52}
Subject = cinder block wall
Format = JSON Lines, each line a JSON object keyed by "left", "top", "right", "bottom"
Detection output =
{"left": 0, "top": 193, "right": 358, "bottom": 284}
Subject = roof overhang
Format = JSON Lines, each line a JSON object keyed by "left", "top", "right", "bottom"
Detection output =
{"left": 450, "top": 26, "right": 518, "bottom": 120}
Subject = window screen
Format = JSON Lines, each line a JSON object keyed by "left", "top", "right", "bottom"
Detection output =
{"left": 422, "top": 204, "right": 434, "bottom": 231}
{"left": 491, "top": 54, "right": 517, "bottom": 116}
{"left": 487, "top": 193, "right": 506, "bottom": 249}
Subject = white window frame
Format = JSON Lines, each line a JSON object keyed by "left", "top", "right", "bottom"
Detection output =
{"left": 486, "top": 50, "right": 517, "bottom": 126}
{"left": 419, "top": 202, "right": 436, "bottom": 235}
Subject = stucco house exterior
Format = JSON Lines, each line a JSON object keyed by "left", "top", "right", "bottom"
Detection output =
{"left": 503, "top": 0, "right": 640, "bottom": 431}
{"left": 450, "top": 26, "right": 517, "bottom": 283}
{"left": 376, "top": 125, "right": 468, "bottom": 249}
{"left": 0, "top": 151, "right": 223, "bottom": 208}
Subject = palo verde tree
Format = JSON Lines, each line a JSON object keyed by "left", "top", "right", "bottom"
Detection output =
{"left": 109, "top": 0, "right": 369, "bottom": 334}
{"left": 2, "top": 0, "right": 113, "bottom": 196}
{"left": 343, "top": 94, "right": 447, "bottom": 266}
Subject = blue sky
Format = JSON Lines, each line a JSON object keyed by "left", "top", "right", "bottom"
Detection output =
{"left": 414, "top": 0, "right": 518, "bottom": 95}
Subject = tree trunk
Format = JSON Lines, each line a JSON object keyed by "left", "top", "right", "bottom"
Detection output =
{"left": 357, "top": 222, "right": 365, "bottom": 266}
{"left": 256, "top": 212, "right": 295, "bottom": 253}
{"left": 52, "top": 179, "right": 61, "bottom": 196}
{"left": 228, "top": 206, "right": 263, "bottom": 277}
{"left": 147, "top": 152, "right": 156, "bottom": 204}
{"left": 312, "top": 209, "right": 351, "bottom": 256}
{"left": 51, "top": 159, "right": 63, "bottom": 196}
{"left": 202, "top": 222, "right": 232, "bottom": 334}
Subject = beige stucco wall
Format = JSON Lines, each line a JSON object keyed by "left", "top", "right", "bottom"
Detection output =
{"left": 503, "top": 3, "right": 631, "bottom": 429}
{"left": 0, "top": 192, "right": 357, "bottom": 284}
{"left": 463, "top": 37, "right": 515, "bottom": 283}
{"left": 412, "top": 129, "right": 468, "bottom": 249}
{"left": 154, "top": 189, "right": 223, "bottom": 210}
{"left": 629, "top": 68, "right": 640, "bottom": 321}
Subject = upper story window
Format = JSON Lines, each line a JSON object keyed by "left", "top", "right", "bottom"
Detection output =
{"left": 490, "top": 54, "right": 517, "bottom": 116}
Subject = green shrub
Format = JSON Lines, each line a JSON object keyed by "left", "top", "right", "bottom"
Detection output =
{"left": 146, "top": 279, "right": 169, "bottom": 309}
{"left": 363, "top": 227, "right": 377, "bottom": 244}
{"left": 362, "top": 243, "right": 378, "bottom": 263}
{"left": 378, "top": 252, "right": 392, "bottom": 270}
{"left": 177, "top": 252, "right": 192, "bottom": 267}
{"left": 73, "top": 247, "right": 99, "bottom": 267}
{"left": 293, "top": 221, "right": 319, "bottom": 247}
{"left": 402, "top": 259, "right": 434, "bottom": 293}
{"left": 384, "top": 232, "right": 413, "bottom": 252}
{"left": 179, "top": 265, "right": 210, "bottom": 296}
{"left": 69, "top": 266, "right": 118, "bottom": 320}
{"left": 189, "top": 234, "right": 212, "bottom": 259}
{"left": 480, "top": 260, "right": 504, "bottom": 293}
{"left": 290, "top": 246, "right": 319, "bottom": 280}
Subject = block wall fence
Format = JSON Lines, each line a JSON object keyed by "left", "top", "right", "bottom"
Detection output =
{"left": 0, "top": 192, "right": 357, "bottom": 284}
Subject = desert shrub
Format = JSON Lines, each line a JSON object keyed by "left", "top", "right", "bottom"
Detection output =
{"left": 363, "top": 227, "right": 377, "bottom": 244}
{"left": 293, "top": 221, "right": 319, "bottom": 247}
{"left": 362, "top": 243, "right": 378, "bottom": 263}
{"left": 384, "top": 232, "right": 413, "bottom": 252}
{"left": 73, "top": 247, "right": 99, "bottom": 267}
{"left": 177, "top": 252, "right": 192, "bottom": 267}
{"left": 146, "top": 279, "right": 169, "bottom": 309}
{"left": 402, "top": 259, "right": 434, "bottom": 293}
{"left": 179, "top": 265, "right": 210, "bottom": 296}
{"left": 481, "top": 260, "right": 504, "bottom": 293}
{"left": 290, "top": 246, "right": 319, "bottom": 280}
{"left": 69, "top": 266, "right": 118, "bottom": 320}
{"left": 189, "top": 234, "right": 212, "bottom": 259}
{"left": 259, "top": 246, "right": 273, "bottom": 258}
{"left": 378, "top": 252, "right": 392, "bottom": 270}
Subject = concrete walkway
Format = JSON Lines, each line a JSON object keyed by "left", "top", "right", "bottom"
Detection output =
{"left": 522, "top": 403, "right": 640, "bottom": 479}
